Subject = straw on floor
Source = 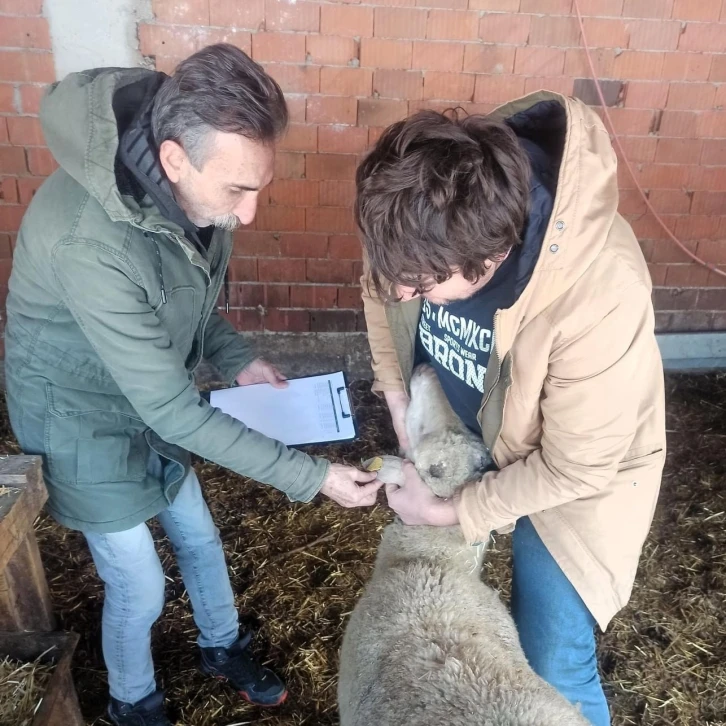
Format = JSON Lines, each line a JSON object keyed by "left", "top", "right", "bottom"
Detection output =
{"left": 0, "top": 373, "right": 723, "bottom": 726}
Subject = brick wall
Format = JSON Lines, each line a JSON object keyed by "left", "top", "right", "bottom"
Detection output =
{"left": 1, "top": 0, "right": 726, "bottom": 341}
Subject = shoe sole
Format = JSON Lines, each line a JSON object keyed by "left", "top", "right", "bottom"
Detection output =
{"left": 200, "top": 665, "right": 288, "bottom": 708}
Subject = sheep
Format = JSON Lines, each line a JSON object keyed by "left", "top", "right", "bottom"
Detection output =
{"left": 337, "top": 364, "right": 590, "bottom": 726}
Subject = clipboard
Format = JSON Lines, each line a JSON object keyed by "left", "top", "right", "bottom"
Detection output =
{"left": 202, "top": 371, "right": 358, "bottom": 447}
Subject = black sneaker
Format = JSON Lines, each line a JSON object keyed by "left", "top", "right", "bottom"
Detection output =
{"left": 200, "top": 634, "right": 288, "bottom": 707}
{"left": 107, "top": 689, "right": 171, "bottom": 726}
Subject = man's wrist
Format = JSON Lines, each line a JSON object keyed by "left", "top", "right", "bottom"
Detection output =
{"left": 432, "top": 498, "right": 459, "bottom": 526}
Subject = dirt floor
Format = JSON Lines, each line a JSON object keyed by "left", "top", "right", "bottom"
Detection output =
{"left": 1, "top": 373, "right": 725, "bottom": 726}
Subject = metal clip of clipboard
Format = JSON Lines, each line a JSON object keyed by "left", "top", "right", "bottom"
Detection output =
{"left": 337, "top": 386, "right": 352, "bottom": 418}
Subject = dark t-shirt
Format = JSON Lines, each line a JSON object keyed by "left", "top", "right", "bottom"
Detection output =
{"left": 414, "top": 248, "right": 520, "bottom": 435}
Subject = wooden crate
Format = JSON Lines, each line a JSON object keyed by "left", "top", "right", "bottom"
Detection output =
{"left": 0, "top": 630, "right": 84, "bottom": 726}
{"left": 0, "top": 456, "right": 55, "bottom": 631}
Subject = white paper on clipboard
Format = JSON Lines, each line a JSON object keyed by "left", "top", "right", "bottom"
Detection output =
{"left": 208, "top": 371, "right": 355, "bottom": 446}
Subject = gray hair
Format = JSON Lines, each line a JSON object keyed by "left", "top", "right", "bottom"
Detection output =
{"left": 151, "top": 43, "right": 288, "bottom": 169}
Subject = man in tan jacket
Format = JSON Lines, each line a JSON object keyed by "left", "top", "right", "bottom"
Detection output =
{"left": 356, "top": 92, "right": 666, "bottom": 726}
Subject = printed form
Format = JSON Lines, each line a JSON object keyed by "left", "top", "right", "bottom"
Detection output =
{"left": 209, "top": 371, "right": 356, "bottom": 446}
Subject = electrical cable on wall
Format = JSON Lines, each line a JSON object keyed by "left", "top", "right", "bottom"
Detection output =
{"left": 572, "top": 0, "right": 726, "bottom": 279}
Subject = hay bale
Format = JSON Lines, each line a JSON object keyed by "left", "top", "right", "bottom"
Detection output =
{"left": 0, "top": 653, "right": 55, "bottom": 726}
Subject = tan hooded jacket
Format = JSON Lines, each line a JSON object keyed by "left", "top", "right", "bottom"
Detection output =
{"left": 362, "top": 92, "right": 666, "bottom": 630}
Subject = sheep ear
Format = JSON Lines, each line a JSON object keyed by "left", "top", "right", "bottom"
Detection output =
{"left": 428, "top": 463, "right": 445, "bottom": 478}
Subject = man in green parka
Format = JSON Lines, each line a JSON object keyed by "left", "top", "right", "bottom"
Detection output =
{"left": 4, "top": 44, "right": 381, "bottom": 726}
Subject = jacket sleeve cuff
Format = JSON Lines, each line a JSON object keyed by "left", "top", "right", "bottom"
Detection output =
{"left": 282, "top": 454, "right": 330, "bottom": 503}
{"left": 454, "top": 484, "right": 495, "bottom": 546}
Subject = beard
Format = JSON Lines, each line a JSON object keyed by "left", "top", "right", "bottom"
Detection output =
{"left": 208, "top": 213, "right": 241, "bottom": 231}
{"left": 172, "top": 179, "right": 240, "bottom": 231}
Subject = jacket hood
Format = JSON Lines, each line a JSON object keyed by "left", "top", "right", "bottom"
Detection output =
{"left": 39, "top": 67, "right": 177, "bottom": 231}
{"left": 490, "top": 91, "right": 620, "bottom": 356}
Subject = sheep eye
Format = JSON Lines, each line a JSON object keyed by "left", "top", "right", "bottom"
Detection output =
{"left": 428, "top": 464, "right": 444, "bottom": 478}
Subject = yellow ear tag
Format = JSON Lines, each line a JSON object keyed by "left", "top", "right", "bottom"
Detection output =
{"left": 363, "top": 456, "right": 384, "bottom": 472}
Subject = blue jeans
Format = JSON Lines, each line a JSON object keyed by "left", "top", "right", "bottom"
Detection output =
{"left": 511, "top": 516, "right": 610, "bottom": 726}
{"left": 84, "top": 455, "right": 239, "bottom": 704}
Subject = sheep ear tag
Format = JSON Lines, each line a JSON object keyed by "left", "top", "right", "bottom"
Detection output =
{"left": 363, "top": 457, "right": 384, "bottom": 472}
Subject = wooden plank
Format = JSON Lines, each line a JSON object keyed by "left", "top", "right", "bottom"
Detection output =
{"left": 0, "top": 630, "right": 84, "bottom": 726}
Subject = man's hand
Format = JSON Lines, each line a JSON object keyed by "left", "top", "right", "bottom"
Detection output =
{"left": 320, "top": 463, "right": 384, "bottom": 508}
{"left": 235, "top": 358, "right": 288, "bottom": 389}
{"left": 385, "top": 460, "right": 459, "bottom": 526}
{"left": 383, "top": 389, "right": 410, "bottom": 454}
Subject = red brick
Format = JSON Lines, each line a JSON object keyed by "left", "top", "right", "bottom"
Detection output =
{"left": 358, "top": 97, "right": 408, "bottom": 126}
{"left": 264, "top": 309, "right": 310, "bottom": 331}
{"left": 268, "top": 179, "right": 319, "bottom": 206}
{"left": 514, "top": 47, "right": 565, "bottom": 76}
{"left": 321, "top": 67, "right": 372, "bottom": 97}
{"left": 278, "top": 124, "right": 318, "bottom": 153}
{"left": 306, "top": 206, "right": 356, "bottom": 233}
{"left": 626, "top": 20, "right": 681, "bottom": 50}
{"left": 564, "top": 48, "right": 616, "bottom": 78}
{"left": 306, "top": 258, "right": 355, "bottom": 284}
{"left": 584, "top": 18, "right": 631, "bottom": 49}
{"left": 319, "top": 181, "right": 356, "bottom": 207}
{"left": 0, "top": 51, "right": 54, "bottom": 83}
{"left": 622, "top": 0, "right": 673, "bottom": 18}
{"left": 258, "top": 257, "right": 306, "bottom": 282}
{"left": 468, "top": 0, "right": 519, "bottom": 7}
{"left": 337, "top": 286, "right": 363, "bottom": 308}
{"left": 647, "top": 263, "right": 668, "bottom": 286}
{"left": 374, "top": 0, "right": 417, "bottom": 5}
{"left": 306, "top": 153, "right": 357, "bottom": 181}
{"left": 329, "top": 235, "right": 361, "bottom": 259}
{"left": 662, "top": 52, "right": 712, "bottom": 81}
{"left": 528, "top": 15, "right": 580, "bottom": 47}
{"left": 411, "top": 41, "right": 463, "bottom": 71}
{"left": 18, "top": 83, "right": 46, "bottom": 115}
{"left": 657, "top": 109, "right": 698, "bottom": 136}
{"left": 716, "top": 84, "right": 726, "bottom": 110}
{"left": 672, "top": 0, "right": 721, "bottom": 20}
{"left": 0, "top": 16, "right": 51, "bottom": 50}
{"left": 618, "top": 188, "right": 648, "bottom": 215}
{"left": 416, "top": 0, "right": 467, "bottom": 7}
{"left": 153, "top": 57, "right": 182, "bottom": 75}
{"left": 279, "top": 233, "right": 328, "bottom": 257}
{"left": 265, "top": 283, "right": 291, "bottom": 307}
{"left": 0, "top": 85, "right": 14, "bottom": 114}
{"left": 679, "top": 22, "right": 726, "bottom": 52}
{"left": 265, "top": 0, "right": 320, "bottom": 32}
{"left": 306, "top": 96, "right": 357, "bottom": 125}
{"left": 664, "top": 263, "right": 710, "bottom": 287}
{"left": 195, "top": 27, "right": 252, "bottom": 52}
{"left": 666, "top": 82, "right": 716, "bottom": 109}
{"left": 368, "top": 127, "right": 386, "bottom": 146}
{"left": 263, "top": 64, "right": 319, "bottom": 93}
{"left": 0, "top": 178, "right": 18, "bottom": 204}
{"left": 360, "top": 38, "right": 412, "bottom": 69}
{"left": 237, "top": 309, "right": 263, "bottom": 331}
{"left": 0, "top": 233, "right": 13, "bottom": 259}
{"left": 616, "top": 136, "right": 658, "bottom": 163}
{"left": 290, "top": 285, "right": 338, "bottom": 309}
{"left": 701, "top": 139, "right": 726, "bottom": 166}
{"left": 274, "top": 152, "right": 305, "bottom": 179}
{"left": 655, "top": 138, "right": 703, "bottom": 163}
{"left": 373, "top": 69, "right": 423, "bottom": 100}
{"left": 238, "top": 283, "right": 265, "bottom": 307}
{"left": 711, "top": 54, "right": 726, "bottom": 82}
{"left": 228, "top": 257, "right": 260, "bottom": 282}
{"left": 624, "top": 81, "right": 669, "bottom": 108}
{"left": 648, "top": 239, "right": 699, "bottom": 264}
{"left": 0, "top": 0, "right": 43, "bottom": 12}
{"left": 478, "top": 13, "right": 530, "bottom": 45}
{"left": 0, "top": 205, "right": 27, "bottom": 232}
{"left": 423, "top": 71, "right": 474, "bottom": 101}
{"left": 698, "top": 288, "right": 726, "bottom": 310}
{"left": 374, "top": 7, "right": 428, "bottom": 39}
{"left": 152, "top": 0, "right": 209, "bottom": 25}
{"left": 255, "top": 205, "right": 305, "bottom": 231}
{"left": 696, "top": 237, "right": 726, "bottom": 261}
{"left": 612, "top": 51, "right": 664, "bottom": 80}
{"left": 691, "top": 191, "right": 726, "bottom": 215}
{"left": 234, "top": 231, "right": 281, "bottom": 256}
{"left": 463, "top": 45, "right": 515, "bottom": 74}
{"left": 305, "top": 35, "right": 357, "bottom": 66}
{"left": 251, "top": 32, "right": 306, "bottom": 63}
{"left": 7, "top": 115, "right": 44, "bottom": 145}
{"left": 16, "top": 176, "right": 43, "bottom": 204}
{"left": 285, "top": 98, "right": 309, "bottom": 124}
{"left": 426, "top": 10, "right": 479, "bottom": 41}
{"left": 524, "top": 76, "right": 573, "bottom": 96}
{"left": 519, "top": 0, "right": 572, "bottom": 11}
{"left": 474, "top": 74, "right": 525, "bottom": 104}
{"left": 140, "top": 24, "right": 198, "bottom": 58}
{"left": 209, "top": 0, "right": 264, "bottom": 29}
{"left": 318, "top": 125, "right": 368, "bottom": 153}
{"left": 649, "top": 189, "right": 692, "bottom": 214}
{"left": 630, "top": 213, "right": 678, "bottom": 241}
{"left": 697, "top": 112, "right": 726, "bottom": 137}
{"left": 0, "top": 147, "right": 27, "bottom": 175}
{"left": 321, "top": 5, "right": 374, "bottom": 37}
{"left": 638, "top": 162, "right": 692, "bottom": 188}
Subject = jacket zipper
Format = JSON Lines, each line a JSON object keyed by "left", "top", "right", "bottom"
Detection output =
{"left": 481, "top": 309, "right": 503, "bottom": 410}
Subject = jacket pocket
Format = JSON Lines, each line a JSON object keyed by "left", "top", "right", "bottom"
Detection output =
{"left": 618, "top": 445, "right": 665, "bottom": 472}
{"left": 154, "top": 286, "right": 198, "bottom": 358}
{"left": 45, "top": 383, "right": 148, "bottom": 485}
